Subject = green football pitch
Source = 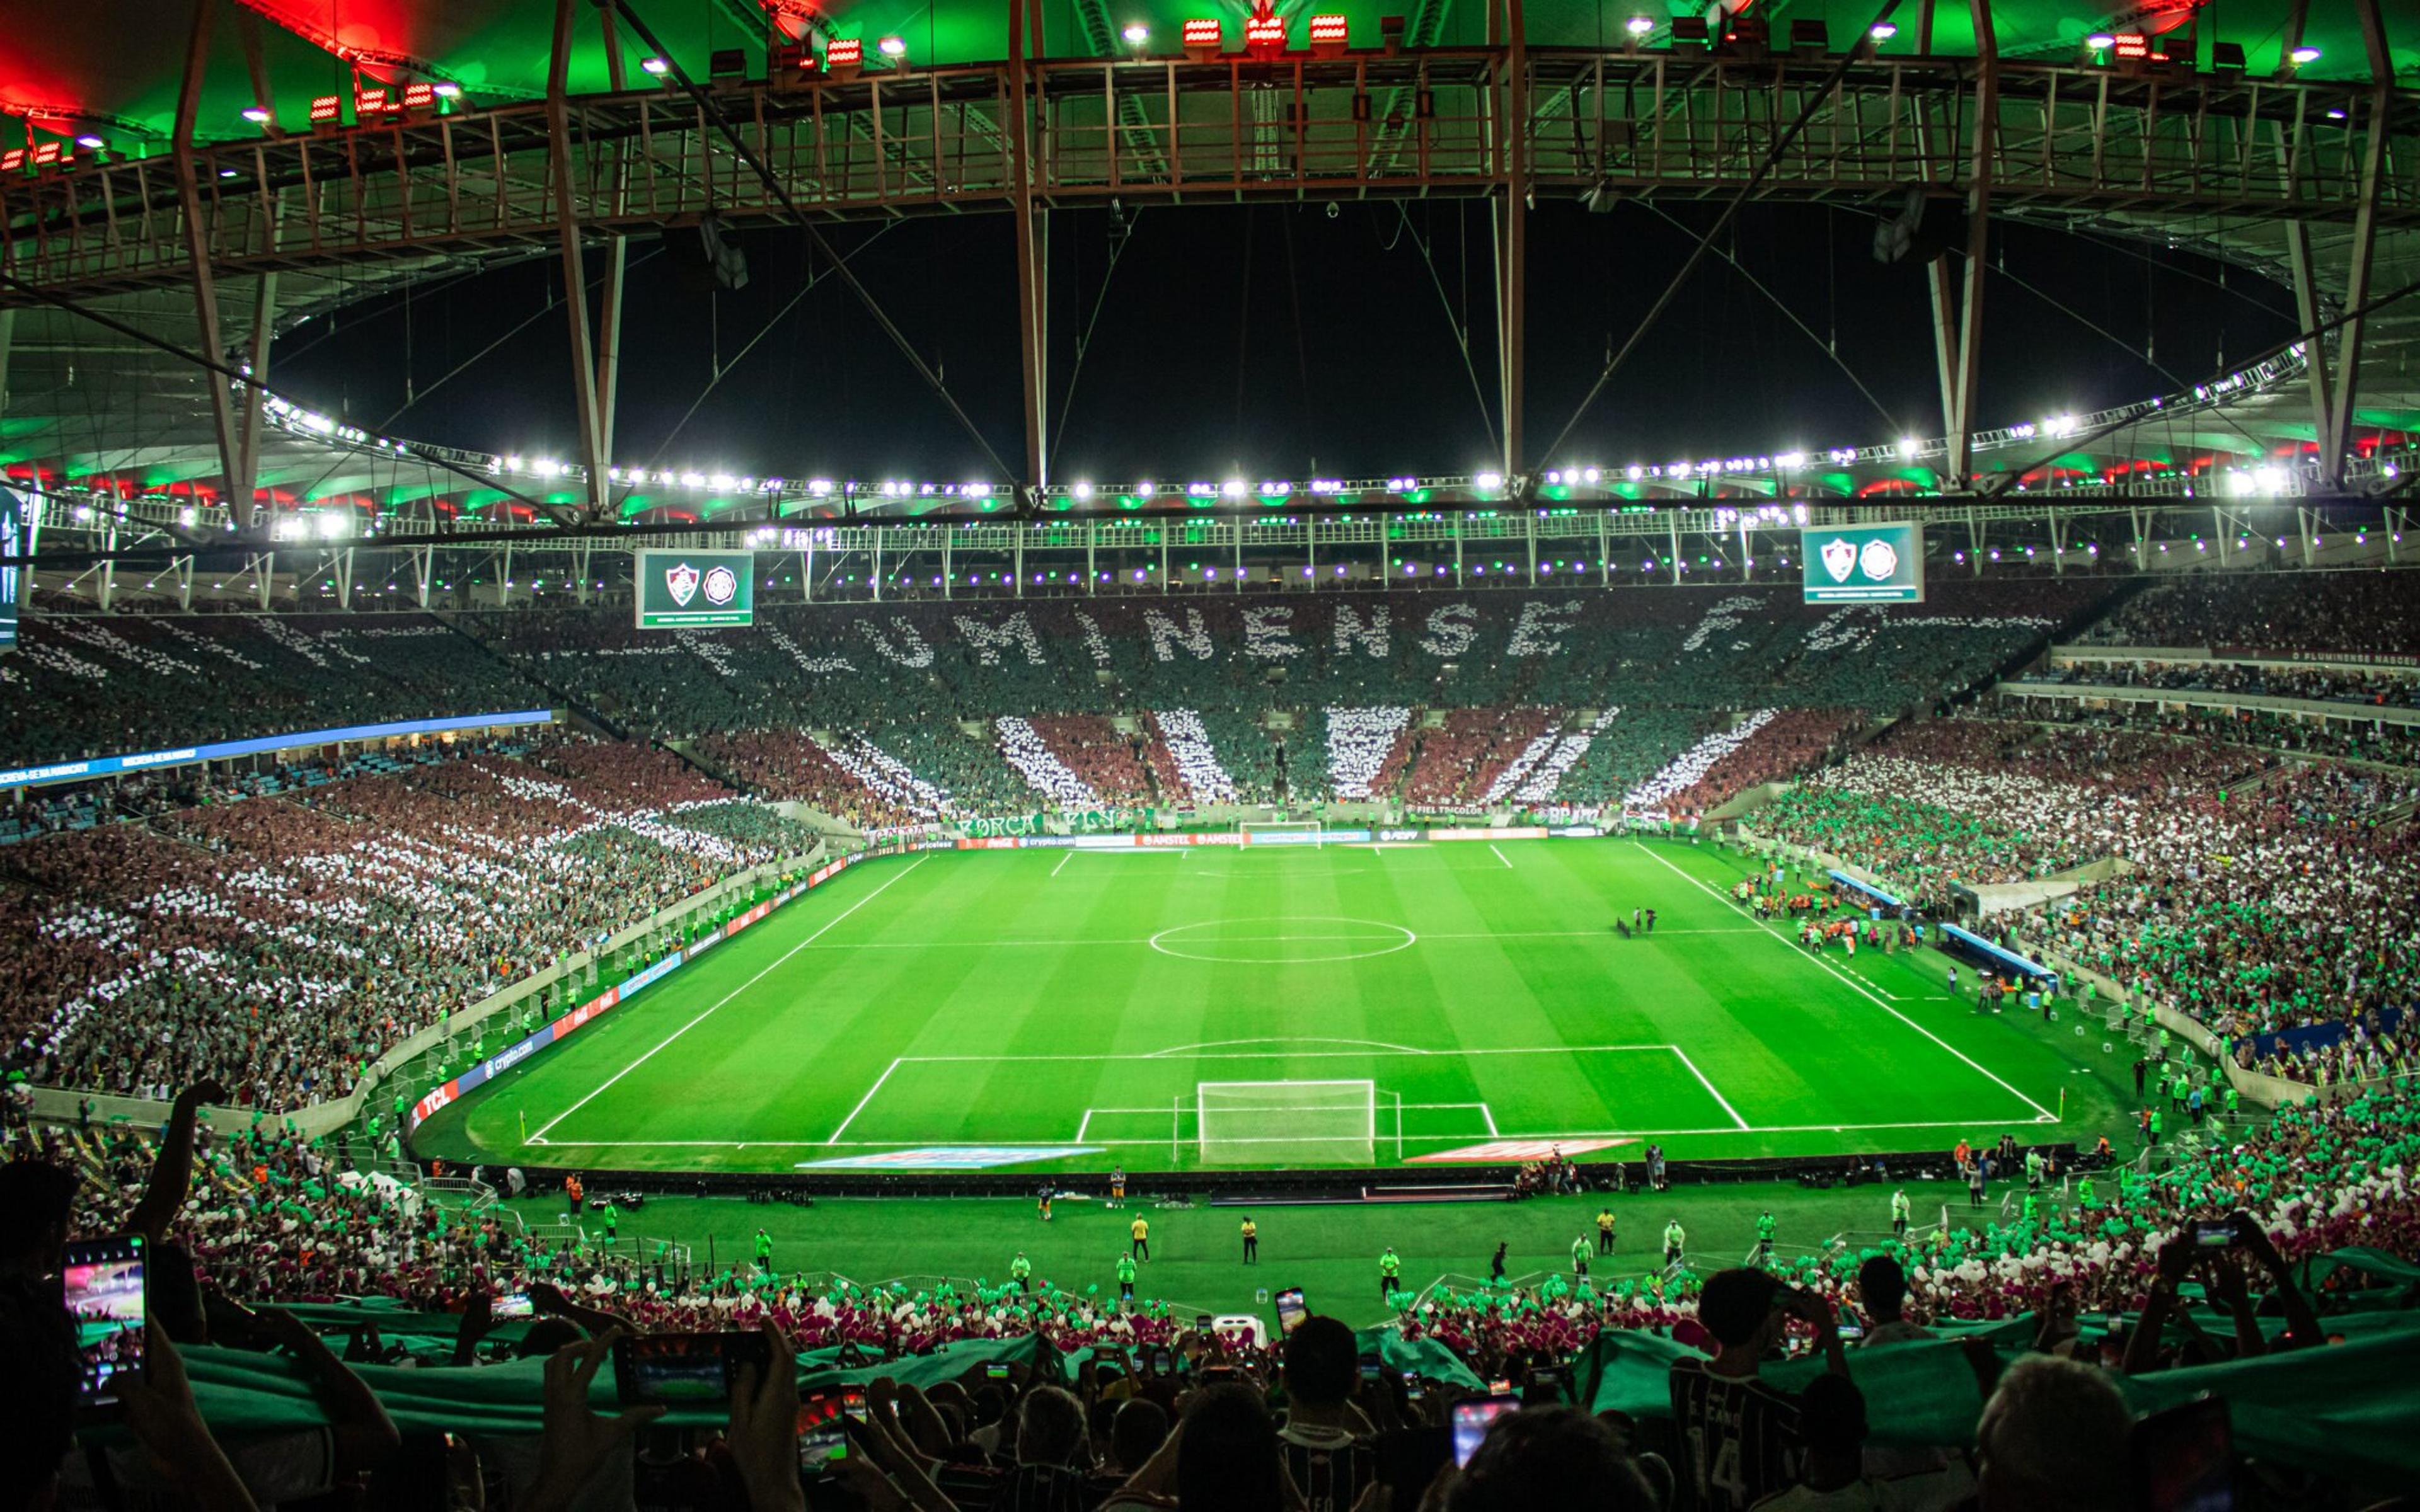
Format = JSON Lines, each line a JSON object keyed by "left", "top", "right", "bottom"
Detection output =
{"left": 413, "top": 838, "right": 2128, "bottom": 1175}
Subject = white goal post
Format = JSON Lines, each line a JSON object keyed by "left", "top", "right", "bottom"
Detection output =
{"left": 1239, "top": 820, "right": 1323, "bottom": 844}
{"left": 1196, "top": 1080, "right": 1376, "bottom": 1166}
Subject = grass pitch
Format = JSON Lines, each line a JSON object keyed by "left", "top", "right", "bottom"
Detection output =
{"left": 415, "top": 839, "right": 2126, "bottom": 1175}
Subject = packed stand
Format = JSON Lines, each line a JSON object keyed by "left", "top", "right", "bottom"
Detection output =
{"left": 1400, "top": 706, "right": 1560, "bottom": 808}
{"left": 2089, "top": 569, "right": 2420, "bottom": 656}
{"left": 0, "top": 737, "right": 815, "bottom": 1109}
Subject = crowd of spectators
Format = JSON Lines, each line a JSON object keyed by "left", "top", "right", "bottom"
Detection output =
{"left": 2032, "top": 656, "right": 2420, "bottom": 709}
{"left": 1756, "top": 716, "right": 2419, "bottom": 1086}
{"left": 2090, "top": 570, "right": 2420, "bottom": 656}
{"left": 1402, "top": 707, "right": 1560, "bottom": 807}
{"left": 0, "top": 737, "right": 815, "bottom": 1109}
{"left": 5, "top": 1059, "right": 2416, "bottom": 1511}
{"left": 1323, "top": 707, "right": 1415, "bottom": 801}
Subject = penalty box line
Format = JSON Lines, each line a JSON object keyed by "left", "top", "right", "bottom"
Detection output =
{"left": 538, "top": 1114, "right": 2013, "bottom": 1150}
{"left": 1628, "top": 841, "right": 2058, "bottom": 1124}
{"left": 831, "top": 1043, "right": 1749, "bottom": 1144}
{"left": 1076, "top": 1101, "right": 1501, "bottom": 1142}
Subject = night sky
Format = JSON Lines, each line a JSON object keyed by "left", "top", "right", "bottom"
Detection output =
{"left": 271, "top": 198, "right": 2302, "bottom": 484}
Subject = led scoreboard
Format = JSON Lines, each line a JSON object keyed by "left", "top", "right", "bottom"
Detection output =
{"left": 635, "top": 549, "right": 755, "bottom": 629}
{"left": 1801, "top": 520, "right": 1924, "bottom": 604}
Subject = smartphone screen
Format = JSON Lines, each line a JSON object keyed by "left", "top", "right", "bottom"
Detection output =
{"left": 1151, "top": 1348, "right": 1173, "bottom": 1374}
{"left": 1196, "top": 1314, "right": 1214, "bottom": 1331}
{"left": 2193, "top": 1220, "right": 2236, "bottom": 1251}
{"left": 63, "top": 1235, "right": 147, "bottom": 1417}
{"left": 614, "top": 1332, "right": 769, "bottom": 1406}
{"left": 797, "top": 1387, "right": 864, "bottom": 1469}
{"left": 1357, "top": 1353, "right": 1383, "bottom": 1380}
{"left": 984, "top": 1363, "right": 1011, "bottom": 1380}
{"left": 1836, "top": 1320, "right": 1865, "bottom": 1341}
{"left": 1402, "top": 1370, "right": 1423, "bottom": 1400}
{"left": 1451, "top": 1395, "right": 1520, "bottom": 1467}
{"left": 493, "top": 1292, "right": 536, "bottom": 1320}
{"left": 1274, "top": 1287, "right": 1308, "bottom": 1336}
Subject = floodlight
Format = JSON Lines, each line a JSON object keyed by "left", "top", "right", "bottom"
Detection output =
{"left": 640, "top": 56, "right": 671, "bottom": 75}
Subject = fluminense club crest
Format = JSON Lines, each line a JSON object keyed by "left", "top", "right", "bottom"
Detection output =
{"left": 1820, "top": 535, "right": 1857, "bottom": 583}
{"left": 1858, "top": 537, "right": 1899, "bottom": 581}
{"left": 666, "top": 561, "right": 700, "bottom": 606}
{"left": 703, "top": 564, "right": 739, "bottom": 606}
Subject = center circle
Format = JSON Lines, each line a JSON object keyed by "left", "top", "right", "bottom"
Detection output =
{"left": 1148, "top": 915, "right": 1418, "bottom": 965}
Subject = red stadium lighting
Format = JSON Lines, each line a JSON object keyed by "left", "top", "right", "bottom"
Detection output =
{"left": 1309, "top": 14, "right": 1347, "bottom": 56}
{"left": 2113, "top": 32, "right": 2150, "bottom": 60}
{"left": 308, "top": 94, "right": 342, "bottom": 124}
{"left": 356, "top": 86, "right": 388, "bottom": 114}
{"left": 1183, "top": 17, "right": 1222, "bottom": 57}
{"left": 826, "top": 37, "right": 863, "bottom": 71}
{"left": 1245, "top": 13, "right": 1286, "bottom": 55}
{"left": 401, "top": 82, "right": 435, "bottom": 110}
{"left": 32, "top": 142, "right": 60, "bottom": 165}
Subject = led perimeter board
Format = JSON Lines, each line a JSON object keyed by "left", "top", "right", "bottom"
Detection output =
{"left": 635, "top": 549, "right": 754, "bottom": 628}
{"left": 1801, "top": 520, "right": 1924, "bottom": 604}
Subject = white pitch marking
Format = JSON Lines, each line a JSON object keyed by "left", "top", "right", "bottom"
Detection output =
{"left": 1666, "top": 1045, "right": 1751, "bottom": 1130}
{"left": 1489, "top": 844, "right": 1514, "bottom": 869}
{"left": 1051, "top": 849, "right": 1072, "bottom": 878}
{"left": 531, "top": 1114, "right": 2049, "bottom": 1150}
{"left": 1481, "top": 1103, "right": 1501, "bottom": 1137}
{"left": 1630, "top": 842, "right": 2059, "bottom": 1121}
{"left": 826, "top": 1057, "right": 904, "bottom": 1144}
{"left": 532, "top": 856, "right": 930, "bottom": 1142}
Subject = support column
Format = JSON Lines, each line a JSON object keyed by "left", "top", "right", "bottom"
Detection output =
{"left": 872, "top": 536, "right": 883, "bottom": 601}
{"left": 335, "top": 547, "right": 355, "bottom": 609}
{"left": 1006, "top": 0, "right": 1048, "bottom": 491}
{"left": 1597, "top": 510, "right": 1610, "bottom": 587}
{"left": 173, "top": 0, "right": 254, "bottom": 530}
{"left": 1495, "top": 0, "right": 1528, "bottom": 477}
{"left": 1668, "top": 513, "right": 1681, "bottom": 585}
{"left": 0, "top": 308, "right": 16, "bottom": 421}
{"left": 943, "top": 529, "right": 954, "bottom": 598}
{"left": 1453, "top": 516, "right": 1464, "bottom": 581}
{"left": 1013, "top": 530, "right": 1025, "bottom": 596}
{"left": 1086, "top": 520, "right": 1097, "bottom": 594}
{"left": 1524, "top": 510, "right": 1536, "bottom": 584}
{"left": 1233, "top": 522, "right": 1243, "bottom": 591}
{"left": 1159, "top": 529, "right": 1168, "bottom": 592}
{"left": 547, "top": 0, "right": 611, "bottom": 520}
{"left": 2049, "top": 511, "right": 2066, "bottom": 575}
{"left": 2284, "top": 227, "right": 2337, "bottom": 462}
{"left": 1936, "top": 3, "right": 1996, "bottom": 486}
{"left": 234, "top": 270, "right": 279, "bottom": 517}
{"left": 2322, "top": 83, "right": 2390, "bottom": 486}
{"left": 99, "top": 524, "right": 117, "bottom": 611}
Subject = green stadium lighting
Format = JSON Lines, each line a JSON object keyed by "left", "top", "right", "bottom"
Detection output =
{"left": 640, "top": 56, "right": 671, "bottom": 75}
{"left": 1869, "top": 21, "right": 1898, "bottom": 40}
{"left": 2289, "top": 45, "right": 2320, "bottom": 64}
{"left": 1625, "top": 14, "right": 1654, "bottom": 37}
{"left": 241, "top": 106, "right": 272, "bottom": 122}
{"left": 2085, "top": 33, "right": 2115, "bottom": 50}
{"left": 1122, "top": 22, "right": 1149, "bottom": 44}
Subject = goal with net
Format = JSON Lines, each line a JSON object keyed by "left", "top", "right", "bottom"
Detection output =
{"left": 1195, "top": 1080, "right": 1378, "bottom": 1165}
{"left": 1238, "top": 821, "right": 1323, "bottom": 845}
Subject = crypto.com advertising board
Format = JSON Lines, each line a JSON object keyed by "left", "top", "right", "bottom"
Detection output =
{"left": 1800, "top": 521, "right": 1924, "bottom": 604}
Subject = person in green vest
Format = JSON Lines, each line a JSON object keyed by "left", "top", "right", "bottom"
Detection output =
{"left": 1662, "top": 1219, "right": 1685, "bottom": 1268}
{"left": 2148, "top": 1108, "right": 2164, "bottom": 1146}
{"left": 754, "top": 1228, "right": 773, "bottom": 1274}
{"left": 1380, "top": 1246, "right": 1403, "bottom": 1301}
{"left": 2224, "top": 1085, "right": 2241, "bottom": 1120}
{"left": 1115, "top": 1252, "right": 1137, "bottom": 1304}
{"left": 2020, "top": 1193, "right": 2039, "bottom": 1225}
{"left": 2024, "top": 1148, "right": 2045, "bottom": 1194}
{"left": 601, "top": 1200, "right": 619, "bottom": 1244}
{"left": 2077, "top": 1175, "right": 2098, "bottom": 1209}
{"left": 1890, "top": 1188, "right": 1912, "bottom": 1239}
{"left": 1570, "top": 1234, "right": 1591, "bottom": 1278}
{"left": 1754, "top": 1210, "right": 1777, "bottom": 1266}
{"left": 1010, "top": 1251, "right": 1032, "bottom": 1293}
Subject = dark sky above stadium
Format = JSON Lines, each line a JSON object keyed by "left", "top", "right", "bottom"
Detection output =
{"left": 274, "top": 200, "right": 2300, "bottom": 482}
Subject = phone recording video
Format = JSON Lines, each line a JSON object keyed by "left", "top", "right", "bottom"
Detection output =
{"left": 2193, "top": 1220, "right": 2238, "bottom": 1251}
{"left": 493, "top": 1292, "right": 536, "bottom": 1320}
{"left": 613, "top": 1331, "right": 772, "bottom": 1406}
{"left": 63, "top": 1235, "right": 147, "bottom": 1418}
{"left": 1274, "top": 1287, "right": 1308, "bottom": 1336}
{"left": 797, "top": 1387, "right": 865, "bottom": 1470}
{"left": 1451, "top": 1395, "right": 1520, "bottom": 1468}
{"left": 1357, "top": 1353, "right": 1384, "bottom": 1380}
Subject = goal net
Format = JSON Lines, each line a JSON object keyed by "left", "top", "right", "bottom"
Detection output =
{"left": 1240, "top": 821, "right": 1322, "bottom": 845}
{"left": 1197, "top": 1080, "right": 1375, "bottom": 1166}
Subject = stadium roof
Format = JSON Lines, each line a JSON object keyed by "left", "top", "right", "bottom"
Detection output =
{"left": 1, "top": 0, "right": 2416, "bottom": 532}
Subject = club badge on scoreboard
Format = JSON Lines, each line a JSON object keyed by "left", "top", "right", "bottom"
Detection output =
{"left": 666, "top": 561, "right": 700, "bottom": 606}
{"left": 703, "top": 564, "right": 739, "bottom": 606}
{"left": 1820, "top": 535, "right": 1857, "bottom": 583}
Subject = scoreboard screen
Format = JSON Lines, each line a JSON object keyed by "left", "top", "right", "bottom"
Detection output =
{"left": 635, "top": 549, "right": 755, "bottom": 629}
{"left": 1801, "top": 520, "right": 1924, "bottom": 604}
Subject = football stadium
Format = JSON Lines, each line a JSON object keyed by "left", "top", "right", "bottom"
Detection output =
{"left": 3, "top": 1, "right": 2420, "bottom": 1508}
